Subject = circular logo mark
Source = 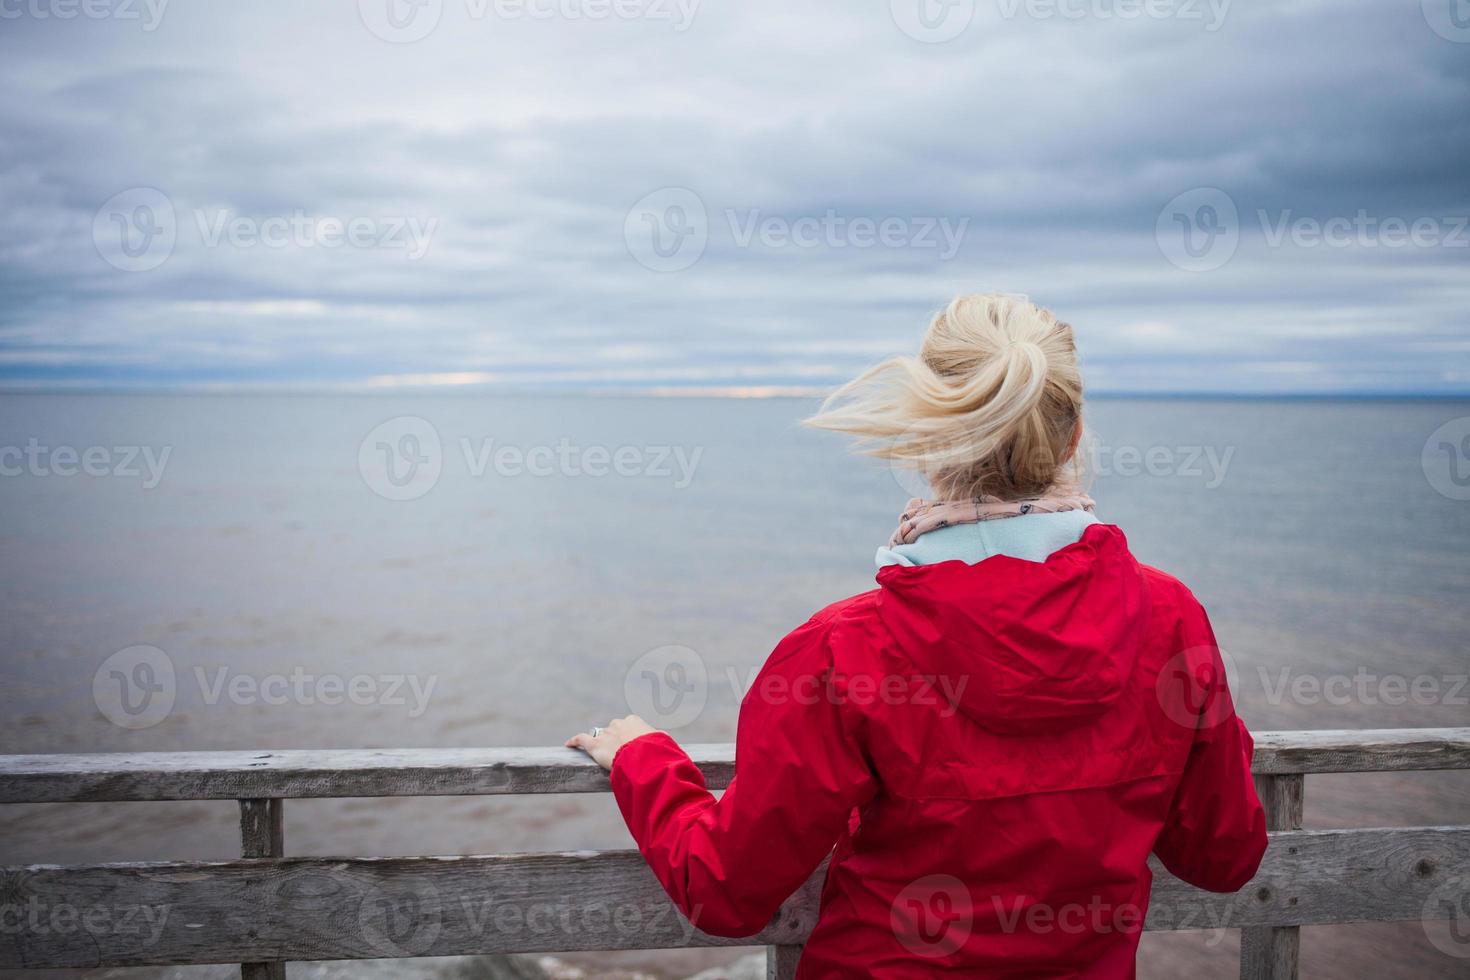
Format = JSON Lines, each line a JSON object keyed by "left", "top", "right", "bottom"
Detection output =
{"left": 358, "top": 0, "right": 443, "bottom": 42}
{"left": 359, "top": 416, "right": 442, "bottom": 501}
{"left": 93, "top": 187, "right": 176, "bottom": 273}
{"left": 1155, "top": 645, "right": 1241, "bottom": 731}
{"left": 623, "top": 645, "right": 708, "bottom": 729}
{"left": 1423, "top": 869, "right": 1470, "bottom": 958}
{"left": 890, "top": 0, "right": 976, "bottom": 43}
{"left": 1156, "top": 187, "right": 1239, "bottom": 272}
{"left": 357, "top": 878, "right": 443, "bottom": 956}
{"left": 624, "top": 188, "right": 708, "bottom": 272}
{"left": 886, "top": 424, "right": 999, "bottom": 501}
{"left": 888, "top": 438, "right": 938, "bottom": 501}
{"left": 889, "top": 466, "right": 935, "bottom": 501}
{"left": 1423, "top": 416, "right": 1470, "bottom": 501}
{"left": 1423, "top": 0, "right": 1470, "bottom": 43}
{"left": 93, "top": 645, "right": 177, "bottom": 730}
{"left": 892, "top": 874, "right": 972, "bottom": 957}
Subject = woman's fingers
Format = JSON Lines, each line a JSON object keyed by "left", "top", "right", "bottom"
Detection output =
{"left": 565, "top": 727, "right": 611, "bottom": 768}
{"left": 565, "top": 717, "right": 660, "bottom": 771}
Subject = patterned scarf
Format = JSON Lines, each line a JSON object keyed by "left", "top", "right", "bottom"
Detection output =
{"left": 890, "top": 481, "right": 1096, "bottom": 547}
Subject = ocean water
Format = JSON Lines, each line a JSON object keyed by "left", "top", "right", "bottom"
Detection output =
{"left": 1, "top": 394, "right": 1468, "bottom": 978}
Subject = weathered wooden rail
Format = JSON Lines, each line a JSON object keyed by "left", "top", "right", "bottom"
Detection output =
{"left": 1, "top": 728, "right": 1467, "bottom": 979}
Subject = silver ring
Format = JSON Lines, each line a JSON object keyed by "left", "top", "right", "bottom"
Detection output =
{"left": 589, "top": 726, "right": 603, "bottom": 738}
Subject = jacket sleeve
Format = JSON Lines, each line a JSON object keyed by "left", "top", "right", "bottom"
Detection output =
{"left": 609, "top": 614, "right": 879, "bottom": 937}
{"left": 1152, "top": 638, "right": 1269, "bottom": 893}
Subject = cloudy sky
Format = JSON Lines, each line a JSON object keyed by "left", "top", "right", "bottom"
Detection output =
{"left": 1, "top": 0, "right": 1467, "bottom": 394}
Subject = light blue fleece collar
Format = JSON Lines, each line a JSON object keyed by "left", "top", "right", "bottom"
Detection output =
{"left": 875, "top": 509, "right": 1100, "bottom": 568}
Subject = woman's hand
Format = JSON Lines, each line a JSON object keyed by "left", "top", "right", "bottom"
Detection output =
{"left": 565, "top": 714, "right": 659, "bottom": 771}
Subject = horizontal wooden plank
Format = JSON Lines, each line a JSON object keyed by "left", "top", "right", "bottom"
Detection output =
{"left": 2, "top": 827, "right": 1466, "bottom": 969}
{"left": 0, "top": 848, "right": 818, "bottom": 968}
{"left": 2, "top": 730, "right": 1466, "bottom": 803}
{"left": 0, "top": 745, "right": 735, "bottom": 803}
{"left": 1147, "top": 826, "right": 1470, "bottom": 931}
{"left": 1250, "top": 728, "right": 1470, "bottom": 775}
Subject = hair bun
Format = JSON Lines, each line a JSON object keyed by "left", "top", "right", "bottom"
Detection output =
{"left": 807, "top": 294, "right": 1083, "bottom": 500}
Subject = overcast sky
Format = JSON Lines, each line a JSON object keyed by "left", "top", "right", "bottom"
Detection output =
{"left": 1, "top": 0, "right": 1467, "bottom": 394}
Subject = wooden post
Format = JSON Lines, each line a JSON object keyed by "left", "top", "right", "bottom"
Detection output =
{"left": 767, "top": 944, "right": 803, "bottom": 979}
{"left": 1239, "top": 774, "right": 1303, "bottom": 980}
{"left": 239, "top": 798, "right": 285, "bottom": 980}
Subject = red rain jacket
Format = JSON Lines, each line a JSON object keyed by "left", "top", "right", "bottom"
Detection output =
{"left": 611, "top": 524, "right": 1267, "bottom": 978}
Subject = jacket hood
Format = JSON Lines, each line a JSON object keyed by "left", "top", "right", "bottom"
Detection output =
{"left": 875, "top": 523, "right": 1150, "bottom": 735}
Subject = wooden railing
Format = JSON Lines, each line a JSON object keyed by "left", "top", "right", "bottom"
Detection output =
{"left": 1, "top": 728, "right": 1468, "bottom": 979}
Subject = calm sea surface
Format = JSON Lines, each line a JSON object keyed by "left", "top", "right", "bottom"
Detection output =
{"left": 1, "top": 394, "right": 1468, "bottom": 978}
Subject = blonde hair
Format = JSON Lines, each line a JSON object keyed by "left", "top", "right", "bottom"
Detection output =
{"left": 806, "top": 293, "right": 1084, "bottom": 500}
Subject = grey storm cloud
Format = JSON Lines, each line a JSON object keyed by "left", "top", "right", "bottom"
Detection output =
{"left": 0, "top": 0, "right": 1466, "bottom": 392}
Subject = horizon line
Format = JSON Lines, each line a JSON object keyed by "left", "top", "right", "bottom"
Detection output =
{"left": 0, "top": 383, "right": 1467, "bottom": 401}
